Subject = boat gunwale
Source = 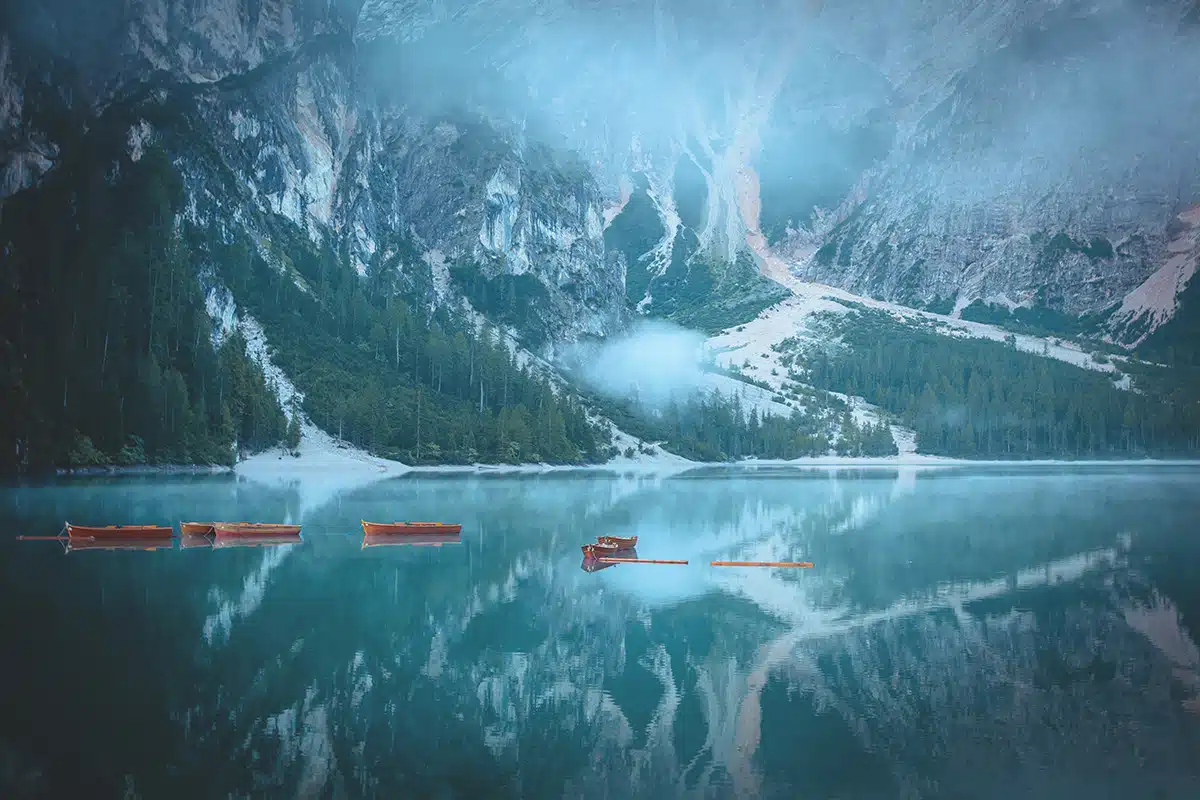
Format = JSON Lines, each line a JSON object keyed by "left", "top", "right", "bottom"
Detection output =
{"left": 65, "top": 522, "right": 174, "bottom": 539}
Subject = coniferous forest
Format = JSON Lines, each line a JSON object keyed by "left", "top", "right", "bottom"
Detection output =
{"left": 798, "top": 310, "right": 1200, "bottom": 458}
{"left": 0, "top": 144, "right": 287, "bottom": 475}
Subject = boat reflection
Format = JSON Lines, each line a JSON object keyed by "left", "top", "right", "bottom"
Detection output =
{"left": 180, "top": 534, "right": 214, "bottom": 550}
{"left": 182, "top": 533, "right": 303, "bottom": 549}
{"left": 65, "top": 536, "right": 173, "bottom": 552}
{"left": 361, "top": 532, "right": 463, "bottom": 549}
{"left": 580, "top": 548, "right": 639, "bottom": 572}
{"left": 214, "top": 533, "right": 302, "bottom": 549}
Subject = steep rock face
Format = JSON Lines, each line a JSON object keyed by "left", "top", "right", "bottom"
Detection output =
{"left": 2, "top": 0, "right": 631, "bottom": 348}
{"left": 355, "top": 0, "right": 1200, "bottom": 336}
{"left": 6, "top": 0, "right": 1200, "bottom": 351}
{"left": 790, "top": 0, "right": 1200, "bottom": 322}
{"left": 1, "top": 0, "right": 361, "bottom": 200}
{"left": 338, "top": 109, "right": 629, "bottom": 345}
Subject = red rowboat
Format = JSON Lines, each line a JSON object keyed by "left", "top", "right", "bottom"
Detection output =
{"left": 180, "top": 522, "right": 216, "bottom": 536}
{"left": 361, "top": 520, "right": 463, "bottom": 536}
{"left": 64, "top": 522, "right": 173, "bottom": 540}
{"left": 582, "top": 542, "right": 619, "bottom": 558}
{"left": 212, "top": 522, "right": 302, "bottom": 537}
{"left": 597, "top": 535, "right": 638, "bottom": 550}
{"left": 581, "top": 543, "right": 640, "bottom": 560}
{"left": 362, "top": 532, "right": 462, "bottom": 549}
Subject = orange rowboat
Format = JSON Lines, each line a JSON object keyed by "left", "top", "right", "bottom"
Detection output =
{"left": 180, "top": 522, "right": 216, "bottom": 536}
{"left": 64, "top": 522, "right": 173, "bottom": 540}
{"left": 362, "top": 532, "right": 462, "bottom": 549}
{"left": 361, "top": 520, "right": 462, "bottom": 536}
{"left": 212, "top": 522, "right": 302, "bottom": 537}
{"left": 597, "top": 535, "right": 638, "bottom": 550}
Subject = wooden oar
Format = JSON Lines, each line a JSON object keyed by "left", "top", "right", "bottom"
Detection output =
{"left": 597, "top": 557, "right": 689, "bottom": 565}
{"left": 710, "top": 561, "right": 814, "bottom": 568}
{"left": 16, "top": 536, "right": 67, "bottom": 541}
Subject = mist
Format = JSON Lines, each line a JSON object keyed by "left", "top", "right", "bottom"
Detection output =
{"left": 358, "top": 0, "right": 1200, "bottom": 217}
{"left": 565, "top": 320, "right": 712, "bottom": 408}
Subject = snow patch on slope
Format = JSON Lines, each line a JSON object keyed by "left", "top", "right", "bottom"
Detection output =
{"left": 739, "top": 258, "right": 1129, "bottom": 379}
{"left": 238, "top": 315, "right": 303, "bottom": 421}
{"left": 1111, "top": 205, "right": 1200, "bottom": 347}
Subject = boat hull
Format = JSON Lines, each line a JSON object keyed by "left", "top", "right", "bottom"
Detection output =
{"left": 361, "top": 521, "right": 462, "bottom": 536}
{"left": 582, "top": 543, "right": 638, "bottom": 560}
{"left": 597, "top": 535, "right": 638, "bottom": 550}
{"left": 212, "top": 523, "right": 302, "bottom": 537}
{"left": 362, "top": 532, "right": 462, "bottom": 548}
{"left": 180, "top": 522, "right": 216, "bottom": 536}
{"left": 65, "top": 523, "right": 173, "bottom": 540}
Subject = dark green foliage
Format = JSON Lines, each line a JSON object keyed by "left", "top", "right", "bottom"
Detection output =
{"left": 447, "top": 261, "right": 554, "bottom": 348}
{"left": 959, "top": 300, "right": 1108, "bottom": 340}
{"left": 924, "top": 295, "right": 957, "bottom": 315}
{"left": 1125, "top": 271, "right": 1200, "bottom": 411}
{"left": 673, "top": 155, "right": 708, "bottom": 231}
{"left": 1036, "top": 231, "right": 1115, "bottom": 271}
{"left": 814, "top": 241, "right": 838, "bottom": 266}
{"left": 203, "top": 232, "right": 608, "bottom": 466}
{"left": 0, "top": 144, "right": 286, "bottom": 475}
{"left": 1137, "top": 269, "right": 1200, "bottom": 368}
{"left": 603, "top": 176, "right": 665, "bottom": 306}
{"left": 834, "top": 414, "right": 900, "bottom": 457}
{"left": 579, "top": 390, "right": 836, "bottom": 462}
{"left": 800, "top": 310, "right": 1200, "bottom": 458}
{"left": 649, "top": 248, "right": 789, "bottom": 334}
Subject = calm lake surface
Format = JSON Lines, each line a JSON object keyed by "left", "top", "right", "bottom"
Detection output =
{"left": 2, "top": 466, "right": 1200, "bottom": 799}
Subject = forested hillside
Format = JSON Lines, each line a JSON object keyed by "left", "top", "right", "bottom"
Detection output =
{"left": 0, "top": 139, "right": 287, "bottom": 474}
{"left": 794, "top": 309, "right": 1200, "bottom": 458}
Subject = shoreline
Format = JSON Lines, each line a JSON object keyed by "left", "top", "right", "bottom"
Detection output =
{"left": 46, "top": 454, "right": 1200, "bottom": 479}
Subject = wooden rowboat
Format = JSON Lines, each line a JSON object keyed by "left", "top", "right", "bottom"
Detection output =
{"left": 362, "top": 532, "right": 462, "bottom": 549}
{"left": 582, "top": 542, "right": 620, "bottom": 558}
{"left": 582, "top": 543, "right": 639, "bottom": 560}
{"left": 64, "top": 522, "right": 173, "bottom": 540}
{"left": 212, "top": 522, "right": 302, "bottom": 537}
{"left": 180, "top": 522, "right": 216, "bottom": 536}
{"left": 361, "top": 520, "right": 463, "bottom": 536}
{"left": 597, "top": 535, "right": 638, "bottom": 549}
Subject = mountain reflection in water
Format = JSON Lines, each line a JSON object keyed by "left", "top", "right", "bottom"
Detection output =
{"left": 2, "top": 466, "right": 1199, "bottom": 798}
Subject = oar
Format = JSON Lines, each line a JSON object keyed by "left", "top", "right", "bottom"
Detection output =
{"left": 710, "top": 561, "right": 814, "bottom": 568}
{"left": 16, "top": 536, "right": 67, "bottom": 541}
{"left": 598, "top": 557, "right": 689, "bottom": 565}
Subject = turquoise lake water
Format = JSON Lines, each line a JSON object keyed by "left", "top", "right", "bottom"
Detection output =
{"left": 2, "top": 466, "right": 1199, "bottom": 798}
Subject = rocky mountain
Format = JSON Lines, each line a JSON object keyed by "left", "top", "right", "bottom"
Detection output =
{"left": 5, "top": 0, "right": 1199, "bottom": 344}
{"left": 2, "top": 0, "right": 1199, "bottom": 472}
